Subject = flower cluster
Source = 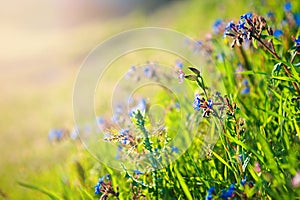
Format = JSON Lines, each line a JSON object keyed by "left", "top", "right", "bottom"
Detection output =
{"left": 220, "top": 184, "right": 235, "bottom": 199}
{"left": 193, "top": 94, "right": 214, "bottom": 117}
{"left": 94, "top": 174, "right": 119, "bottom": 199}
{"left": 206, "top": 186, "right": 215, "bottom": 200}
{"left": 224, "top": 12, "right": 272, "bottom": 48}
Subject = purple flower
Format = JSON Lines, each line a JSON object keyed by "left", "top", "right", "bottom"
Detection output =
{"left": 284, "top": 2, "right": 292, "bottom": 12}
{"left": 254, "top": 161, "right": 261, "bottom": 173}
{"left": 178, "top": 69, "right": 185, "bottom": 84}
{"left": 292, "top": 171, "right": 300, "bottom": 187}
{"left": 273, "top": 30, "right": 283, "bottom": 38}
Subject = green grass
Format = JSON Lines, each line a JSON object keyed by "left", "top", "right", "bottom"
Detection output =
{"left": 2, "top": 0, "right": 300, "bottom": 199}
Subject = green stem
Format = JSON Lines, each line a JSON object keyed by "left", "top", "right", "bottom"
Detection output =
{"left": 254, "top": 36, "right": 300, "bottom": 95}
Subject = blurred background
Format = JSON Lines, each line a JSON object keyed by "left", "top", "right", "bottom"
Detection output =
{"left": 0, "top": 0, "right": 252, "bottom": 198}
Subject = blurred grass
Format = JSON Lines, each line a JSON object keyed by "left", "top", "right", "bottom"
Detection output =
{"left": 0, "top": 0, "right": 253, "bottom": 199}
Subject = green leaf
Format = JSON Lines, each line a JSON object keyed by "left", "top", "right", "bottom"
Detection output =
{"left": 17, "top": 181, "right": 61, "bottom": 200}
{"left": 184, "top": 74, "right": 198, "bottom": 81}
{"left": 174, "top": 166, "right": 193, "bottom": 200}
{"left": 211, "top": 150, "right": 233, "bottom": 171}
{"left": 252, "top": 38, "right": 258, "bottom": 49}
{"left": 188, "top": 67, "right": 201, "bottom": 76}
{"left": 272, "top": 63, "right": 282, "bottom": 75}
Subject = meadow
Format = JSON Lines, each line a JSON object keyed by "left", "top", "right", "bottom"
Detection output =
{"left": 1, "top": 0, "right": 299, "bottom": 199}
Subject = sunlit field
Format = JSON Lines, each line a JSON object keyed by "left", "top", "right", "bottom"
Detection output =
{"left": 1, "top": 0, "right": 299, "bottom": 199}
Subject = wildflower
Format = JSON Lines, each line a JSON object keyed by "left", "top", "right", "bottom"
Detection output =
{"left": 213, "top": 19, "right": 223, "bottom": 34}
{"left": 70, "top": 127, "right": 79, "bottom": 140}
{"left": 240, "top": 176, "right": 247, "bottom": 186}
{"left": 176, "top": 60, "right": 183, "bottom": 69}
{"left": 48, "top": 129, "right": 64, "bottom": 142}
{"left": 174, "top": 102, "right": 180, "bottom": 109}
{"left": 125, "top": 66, "right": 137, "bottom": 80}
{"left": 294, "top": 35, "right": 300, "bottom": 45}
{"left": 178, "top": 69, "right": 185, "bottom": 84}
{"left": 225, "top": 12, "right": 270, "bottom": 48}
{"left": 119, "top": 129, "right": 129, "bottom": 144}
{"left": 273, "top": 30, "right": 283, "bottom": 38}
{"left": 207, "top": 99, "right": 213, "bottom": 109}
{"left": 94, "top": 176, "right": 106, "bottom": 194}
{"left": 220, "top": 184, "right": 235, "bottom": 199}
{"left": 235, "top": 63, "right": 244, "bottom": 80}
{"left": 237, "top": 20, "right": 246, "bottom": 30}
{"left": 241, "top": 79, "right": 250, "bottom": 95}
{"left": 225, "top": 21, "right": 235, "bottom": 32}
{"left": 267, "top": 11, "right": 274, "bottom": 18}
{"left": 241, "top": 12, "right": 253, "bottom": 20}
{"left": 96, "top": 117, "right": 105, "bottom": 132}
{"left": 284, "top": 2, "right": 292, "bottom": 12}
{"left": 193, "top": 94, "right": 203, "bottom": 111}
{"left": 144, "top": 65, "right": 153, "bottom": 78}
{"left": 129, "top": 98, "right": 147, "bottom": 116}
{"left": 133, "top": 170, "right": 144, "bottom": 175}
{"left": 291, "top": 171, "right": 300, "bottom": 188}
{"left": 206, "top": 186, "right": 215, "bottom": 200}
{"left": 171, "top": 146, "right": 179, "bottom": 153}
{"left": 254, "top": 161, "right": 261, "bottom": 173}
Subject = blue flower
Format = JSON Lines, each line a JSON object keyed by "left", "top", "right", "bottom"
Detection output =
{"left": 48, "top": 129, "right": 64, "bottom": 141}
{"left": 227, "top": 184, "right": 235, "bottom": 196}
{"left": 225, "top": 21, "right": 235, "bottom": 31}
{"left": 176, "top": 60, "right": 183, "bottom": 69}
{"left": 119, "top": 129, "right": 129, "bottom": 135}
{"left": 213, "top": 19, "right": 223, "bottom": 33}
{"left": 273, "top": 30, "right": 283, "bottom": 38}
{"left": 241, "top": 176, "right": 247, "bottom": 186}
{"left": 144, "top": 66, "right": 152, "bottom": 78}
{"left": 294, "top": 35, "right": 300, "bottom": 45}
{"left": 133, "top": 170, "right": 143, "bottom": 175}
{"left": 193, "top": 94, "right": 203, "bottom": 111}
{"left": 284, "top": 2, "right": 292, "bottom": 12}
{"left": 236, "top": 20, "right": 246, "bottom": 30}
{"left": 94, "top": 176, "right": 105, "bottom": 194}
{"left": 241, "top": 87, "right": 250, "bottom": 95}
{"left": 207, "top": 99, "right": 213, "bottom": 109}
{"left": 267, "top": 11, "right": 274, "bottom": 18}
{"left": 206, "top": 186, "right": 215, "bottom": 200}
{"left": 241, "top": 12, "right": 253, "bottom": 20}
{"left": 220, "top": 184, "right": 235, "bottom": 199}
{"left": 129, "top": 99, "right": 147, "bottom": 116}
{"left": 171, "top": 146, "right": 179, "bottom": 153}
